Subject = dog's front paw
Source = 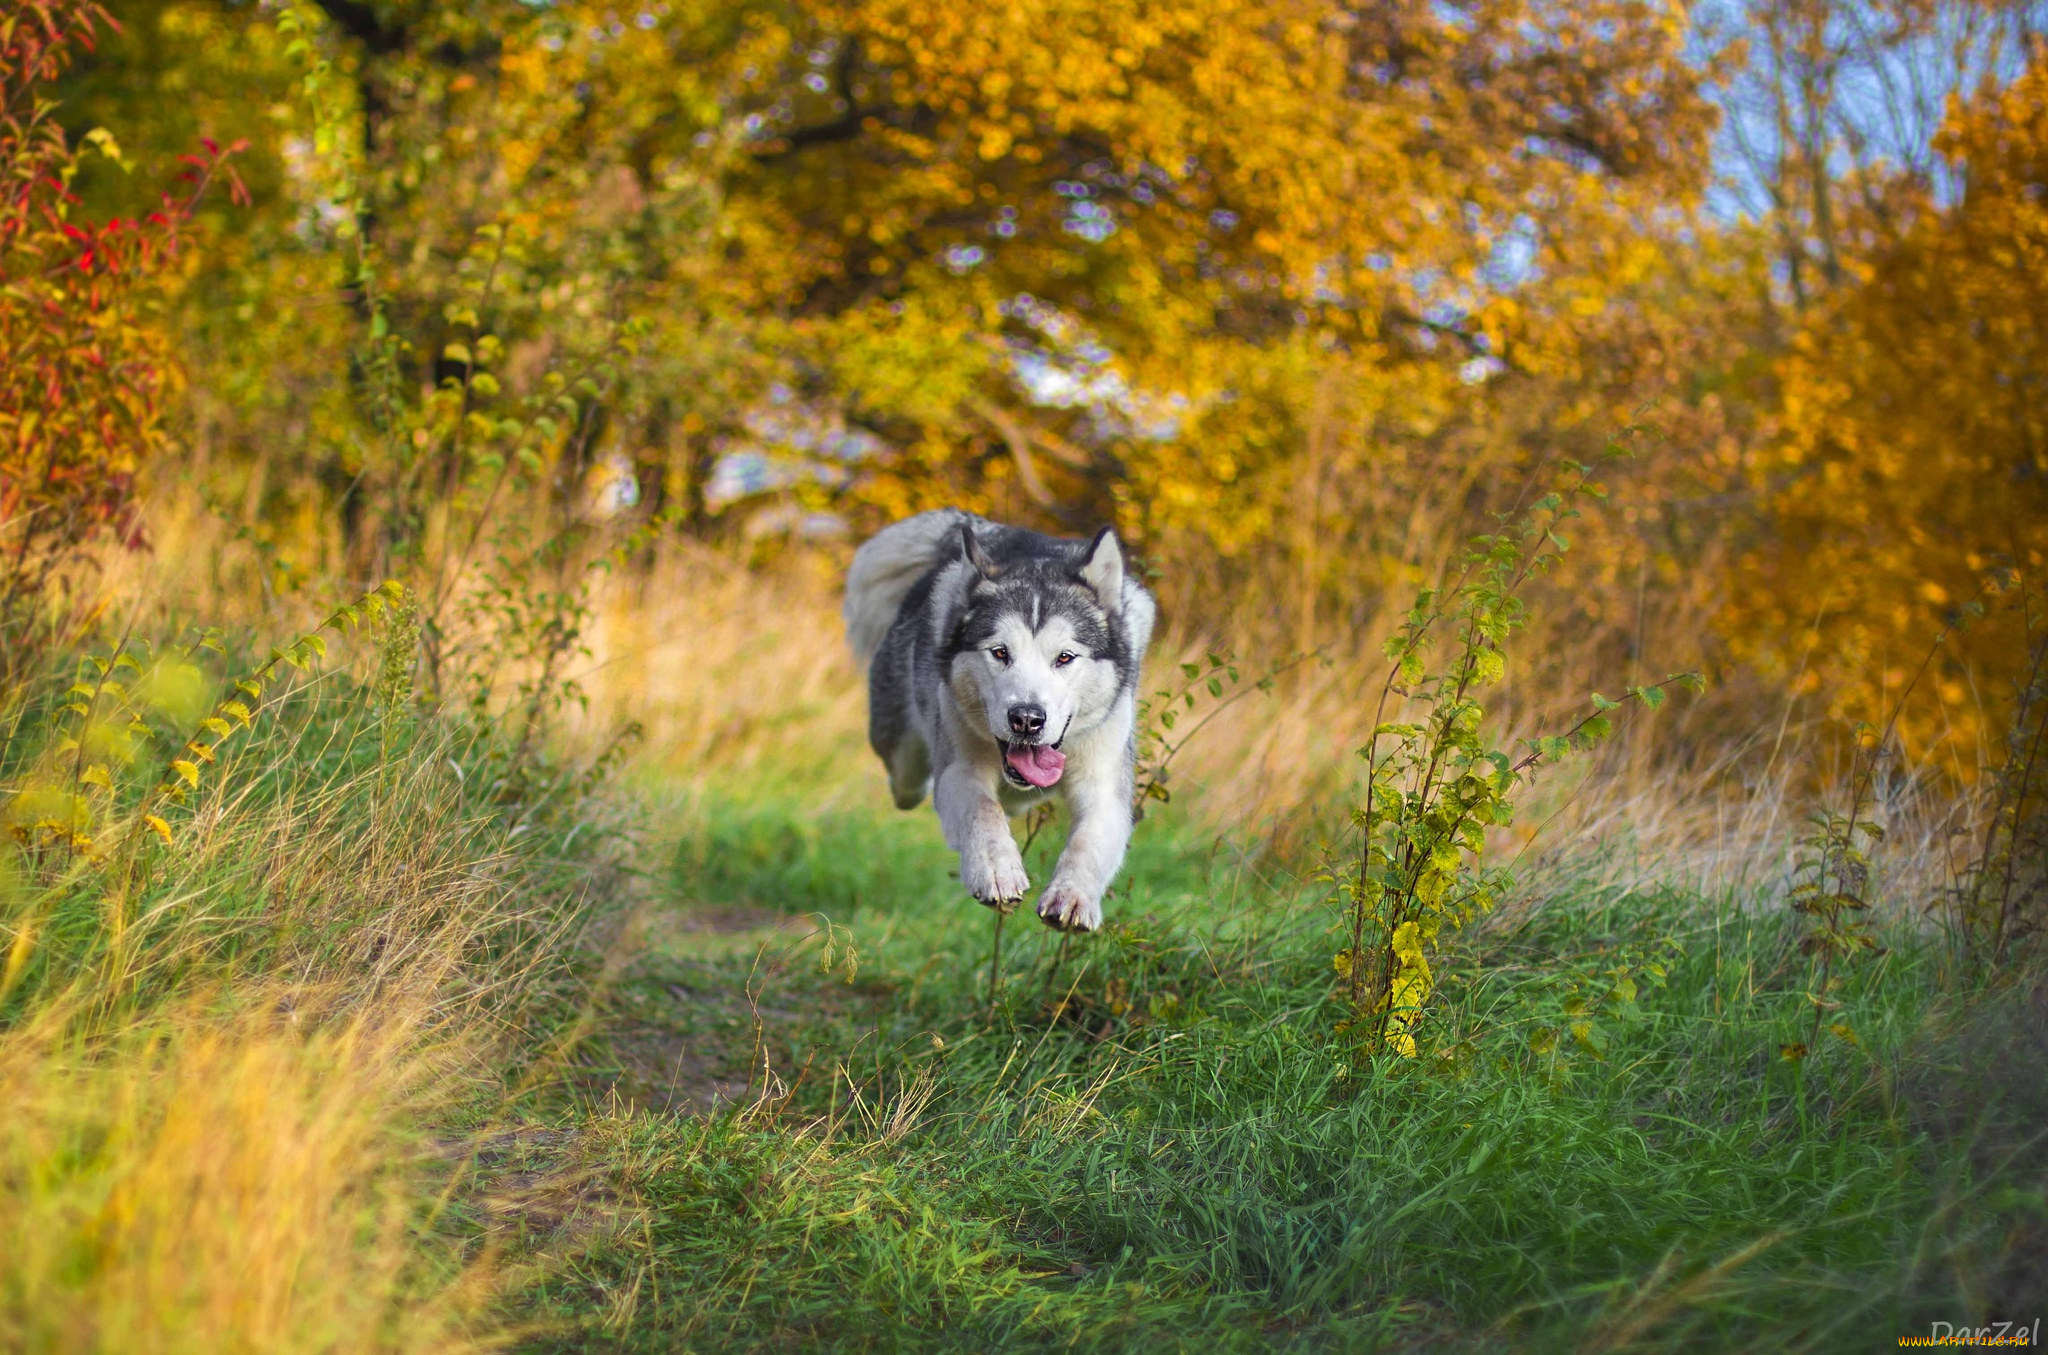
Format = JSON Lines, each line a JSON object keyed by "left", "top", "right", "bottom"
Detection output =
{"left": 1036, "top": 880, "right": 1102, "bottom": 933}
{"left": 960, "top": 840, "right": 1030, "bottom": 911}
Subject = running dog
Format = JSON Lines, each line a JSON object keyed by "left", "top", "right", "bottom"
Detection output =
{"left": 843, "top": 510, "right": 1157, "bottom": 932}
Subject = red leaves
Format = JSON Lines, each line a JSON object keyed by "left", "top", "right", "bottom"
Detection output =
{"left": 37, "top": 215, "right": 185, "bottom": 279}
{"left": 1, "top": 0, "right": 235, "bottom": 583}
{"left": 1, "top": 1, "right": 112, "bottom": 94}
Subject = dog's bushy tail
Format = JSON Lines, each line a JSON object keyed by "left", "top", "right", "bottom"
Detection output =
{"left": 843, "top": 509, "right": 974, "bottom": 668}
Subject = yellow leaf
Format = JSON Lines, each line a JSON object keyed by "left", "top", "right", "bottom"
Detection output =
{"left": 170, "top": 760, "right": 200, "bottom": 788}
{"left": 1390, "top": 920, "right": 1426, "bottom": 965}
{"left": 2, "top": 921, "right": 36, "bottom": 996}
{"left": 144, "top": 814, "right": 173, "bottom": 846}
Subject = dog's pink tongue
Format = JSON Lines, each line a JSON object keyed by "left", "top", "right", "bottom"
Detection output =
{"left": 1005, "top": 743, "right": 1066, "bottom": 788}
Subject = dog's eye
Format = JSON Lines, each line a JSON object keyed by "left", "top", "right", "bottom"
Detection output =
{"left": 1055, "top": 651, "right": 1077, "bottom": 667}
{"left": 990, "top": 646, "right": 1010, "bottom": 665}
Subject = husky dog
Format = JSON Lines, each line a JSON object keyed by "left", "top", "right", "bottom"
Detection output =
{"left": 844, "top": 510, "right": 1157, "bottom": 932}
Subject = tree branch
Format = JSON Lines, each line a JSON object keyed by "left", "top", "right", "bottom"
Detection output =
{"left": 971, "top": 397, "right": 1056, "bottom": 508}
{"left": 308, "top": 0, "right": 405, "bottom": 55}
{"left": 749, "top": 42, "right": 871, "bottom": 159}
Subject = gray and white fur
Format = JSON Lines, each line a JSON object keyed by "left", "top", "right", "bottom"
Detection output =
{"left": 844, "top": 509, "right": 1157, "bottom": 932}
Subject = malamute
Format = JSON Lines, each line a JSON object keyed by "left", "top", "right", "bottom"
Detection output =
{"left": 843, "top": 510, "right": 1157, "bottom": 932}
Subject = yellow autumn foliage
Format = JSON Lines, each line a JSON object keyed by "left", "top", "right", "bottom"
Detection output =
{"left": 38, "top": 2, "right": 2048, "bottom": 771}
{"left": 1737, "top": 48, "right": 2048, "bottom": 760}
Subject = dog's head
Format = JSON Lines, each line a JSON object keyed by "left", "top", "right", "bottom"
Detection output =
{"left": 946, "top": 524, "right": 1126, "bottom": 790}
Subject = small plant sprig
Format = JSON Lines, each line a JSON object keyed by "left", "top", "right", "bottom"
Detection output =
{"left": 373, "top": 581, "right": 422, "bottom": 769}
{"left": 145, "top": 580, "right": 409, "bottom": 847}
{"left": 1522, "top": 940, "right": 1680, "bottom": 1072}
{"left": 1132, "top": 648, "right": 1317, "bottom": 818}
{"left": 1780, "top": 798, "right": 1886, "bottom": 1063}
{"left": 2, "top": 633, "right": 215, "bottom": 862}
{"left": 373, "top": 581, "right": 422, "bottom": 715}
{"left": 463, "top": 505, "right": 678, "bottom": 807}
{"left": 1338, "top": 455, "right": 1699, "bottom": 1058}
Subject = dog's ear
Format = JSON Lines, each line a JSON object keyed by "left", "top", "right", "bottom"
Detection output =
{"left": 1077, "top": 526, "right": 1123, "bottom": 610}
{"left": 959, "top": 522, "right": 999, "bottom": 581}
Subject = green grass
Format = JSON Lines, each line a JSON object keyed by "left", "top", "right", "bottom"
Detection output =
{"left": 514, "top": 774, "right": 2048, "bottom": 1353}
{"left": 4, "top": 638, "right": 2040, "bottom": 1351}
{"left": 0, "top": 662, "right": 624, "bottom": 1040}
{"left": 0, "top": 635, "right": 639, "bottom": 1351}
{"left": 14, "top": 623, "right": 2032, "bottom": 1353}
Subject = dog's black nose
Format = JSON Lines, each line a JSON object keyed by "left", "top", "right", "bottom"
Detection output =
{"left": 1007, "top": 704, "right": 1047, "bottom": 738}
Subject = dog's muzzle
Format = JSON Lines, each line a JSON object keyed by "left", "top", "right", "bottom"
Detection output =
{"left": 997, "top": 714, "right": 1070, "bottom": 789}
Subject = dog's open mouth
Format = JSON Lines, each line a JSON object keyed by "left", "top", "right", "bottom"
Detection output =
{"left": 998, "top": 739, "right": 1066, "bottom": 789}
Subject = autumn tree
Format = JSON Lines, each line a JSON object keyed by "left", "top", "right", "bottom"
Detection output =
{"left": 58, "top": 0, "right": 1719, "bottom": 565}
{"left": 1732, "top": 43, "right": 2048, "bottom": 759}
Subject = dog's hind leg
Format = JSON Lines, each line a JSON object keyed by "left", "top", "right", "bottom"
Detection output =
{"left": 868, "top": 663, "right": 930, "bottom": 808}
{"left": 885, "top": 734, "right": 932, "bottom": 810}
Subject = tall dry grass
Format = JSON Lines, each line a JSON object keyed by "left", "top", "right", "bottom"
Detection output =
{"left": 0, "top": 998, "right": 493, "bottom": 1354}
{"left": 1, "top": 512, "right": 636, "bottom": 1351}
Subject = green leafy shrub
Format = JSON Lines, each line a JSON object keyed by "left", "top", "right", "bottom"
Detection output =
{"left": 1335, "top": 455, "right": 1699, "bottom": 1057}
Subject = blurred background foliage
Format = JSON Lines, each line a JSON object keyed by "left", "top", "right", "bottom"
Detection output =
{"left": 25, "top": 0, "right": 2048, "bottom": 764}
{"left": 5, "top": 6, "right": 2048, "bottom": 1344}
